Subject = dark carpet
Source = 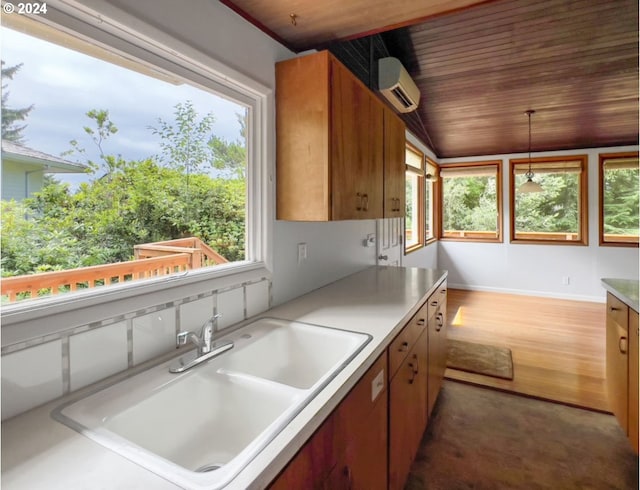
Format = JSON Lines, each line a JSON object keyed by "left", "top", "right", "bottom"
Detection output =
{"left": 405, "top": 381, "right": 639, "bottom": 489}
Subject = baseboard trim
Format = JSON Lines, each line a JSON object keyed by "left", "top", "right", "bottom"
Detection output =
{"left": 447, "top": 283, "right": 605, "bottom": 303}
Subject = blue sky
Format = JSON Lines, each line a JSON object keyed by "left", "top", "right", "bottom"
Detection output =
{"left": 1, "top": 26, "right": 245, "bottom": 185}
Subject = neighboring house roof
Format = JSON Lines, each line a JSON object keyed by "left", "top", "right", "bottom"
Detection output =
{"left": 1, "top": 139, "right": 88, "bottom": 173}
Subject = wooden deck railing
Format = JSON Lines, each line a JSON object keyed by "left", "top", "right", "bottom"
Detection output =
{"left": 134, "top": 237, "right": 228, "bottom": 268}
{"left": 1, "top": 237, "right": 228, "bottom": 303}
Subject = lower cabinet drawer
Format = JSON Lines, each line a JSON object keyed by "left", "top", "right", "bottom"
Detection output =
{"left": 389, "top": 304, "right": 427, "bottom": 379}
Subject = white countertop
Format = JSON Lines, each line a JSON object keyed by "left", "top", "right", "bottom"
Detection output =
{"left": 602, "top": 278, "right": 639, "bottom": 313}
{"left": 1, "top": 266, "right": 447, "bottom": 490}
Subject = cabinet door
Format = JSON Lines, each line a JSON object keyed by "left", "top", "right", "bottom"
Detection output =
{"left": 275, "top": 51, "right": 331, "bottom": 221}
{"left": 389, "top": 329, "right": 428, "bottom": 490}
{"left": 629, "top": 309, "right": 638, "bottom": 453}
{"left": 606, "top": 293, "right": 629, "bottom": 432}
{"left": 383, "top": 105, "right": 406, "bottom": 218}
{"left": 327, "top": 393, "right": 387, "bottom": 490}
{"left": 427, "top": 284, "right": 448, "bottom": 416}
{"left": 331, "top": 354, "right": 387, "bottom": 489}
{"left": 269, "top": 412, "right": 337, "bottom": 490}
{"left": 330, "top": 59, "right": 383, "bottom": 220}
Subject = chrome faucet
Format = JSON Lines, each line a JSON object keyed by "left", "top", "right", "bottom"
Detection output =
{"left": 169, "top": 313, "right": 234, "bottom": 373}
{"left": 177, "top": 313, "right": 222, "bottom": 355}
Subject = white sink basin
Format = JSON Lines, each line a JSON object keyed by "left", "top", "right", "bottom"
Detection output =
{"left": 220, "top": 317, "right": 369, "bottom": 389}
{"left": 53, "top": 318, "right": 370, "bottom": 489}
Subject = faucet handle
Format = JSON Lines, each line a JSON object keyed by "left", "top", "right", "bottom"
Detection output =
{"left": 176, "top": 331, "right": 191, "bottom": 346}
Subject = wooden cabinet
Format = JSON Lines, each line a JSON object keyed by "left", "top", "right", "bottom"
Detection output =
{"left": 388, "top": 327, "right": 428, "bottom": 490}
{"left": 629, "top": 309, "right": 639, "bottom": 453}
{"left": 605, "top": 292, "right": 639, "bottom": 453}
{"left": 269, "top": 354, "right": 388, "bottom": 489}
{"left": 327, "top": 354, "right": 388, "bottom": 489}
{"left": 427, "top": 280, "right": 448, "bottom": 417}
{"left": 383, "top": 104, "right": 406, "bottom": 218}
{"left": 276, "top": 50, "right": 405, "bottom": 221}
{"left": 330, "top": 58, "right": 384, "bottom": 220}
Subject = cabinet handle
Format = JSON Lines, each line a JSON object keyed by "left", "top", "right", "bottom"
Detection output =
{"left": 399, "top": 341, "right": 409, "bottom": 352}
{"left": 408, "top": 354, "right": 419, "bottom": 383}
{"left": 362, "top": 193, "right": 369, "bottom": 211}
{"left": 436, "top": 313, "right": 444, "bottom": 331}
{"left": 609, "top": 306, "right": 621, "bottom": 312}
{"left": 343, "top": 465, "right": 353, "bottom": 489}
{"left": 416, "top": 318, "right": 426, "bottom": 326}
{"left": 356, "top": 192, "right": 363, "bottom": 211}
{"left": 431, "top": 301, "right": 438, "bottom": 307}
{"left": 619, "top": 336, "right": 628, "bottom": 354}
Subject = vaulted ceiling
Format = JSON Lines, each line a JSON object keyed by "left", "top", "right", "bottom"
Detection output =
{"left": 222, "top": 0, "right": 639, "bottom": 158}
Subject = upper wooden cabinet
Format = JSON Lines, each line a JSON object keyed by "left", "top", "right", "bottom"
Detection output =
{"left": 383, "top": 104, "right": 406, "bottom": 218}
{"left": 276, "top": 50, "right": 405, "bottom": 221}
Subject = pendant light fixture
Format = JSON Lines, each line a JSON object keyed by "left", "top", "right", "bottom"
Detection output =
{"left": 519, "top": 109, "right": 543, "bottom": 193}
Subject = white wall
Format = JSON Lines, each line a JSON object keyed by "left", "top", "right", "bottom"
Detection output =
{"left": 437, "top": 145, "right": 639, "bottom": 302}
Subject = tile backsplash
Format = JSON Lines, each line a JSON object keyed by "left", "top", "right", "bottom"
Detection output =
{"left": 1, "top": 277, "right": 271, "bottom": 421}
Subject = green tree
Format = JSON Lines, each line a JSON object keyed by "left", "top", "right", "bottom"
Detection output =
{"left": 62, "top": 109, "right": 124, "bottom": 178}
{"left": 604, "top": 168, "right": 639, "bottom": 234}
{"left": 1, "top": 61, "right": 34, "bottom": 143}
{"left": 150, "top": 101, "right": 247, "bottom": 178}
{"left": 1, "top": 104, "right": 247, "bottom": 280}
{"left": 443, "top": 176, "right": 497, "bottom": 232}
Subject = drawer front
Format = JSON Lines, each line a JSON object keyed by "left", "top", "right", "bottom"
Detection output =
{"left": 427, "top": 280, "right": 448, "bottom": 321}
{"left": 389, "top": 303, "right": 428, "bottom": 380}
{"left": 607, "top": 292, "right": 629, "bottom": 329}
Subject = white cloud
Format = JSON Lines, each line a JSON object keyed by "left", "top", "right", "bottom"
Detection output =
{"left": 1, "top": 26, "right": 245, "bottom": 179}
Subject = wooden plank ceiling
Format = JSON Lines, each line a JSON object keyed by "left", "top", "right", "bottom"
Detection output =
{"left": 222, "top": 0, "right": 639, "bottom": 158}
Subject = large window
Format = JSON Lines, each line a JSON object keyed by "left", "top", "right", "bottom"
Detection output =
{"left": 509, "top": 155, "right": 588, "bottom": 245}
{"left": 405, "top": 144, "right": 424, "bottom": 252}
{"left": 405, "top": 144, "right": 438, "bottom": 252}
{"left": 599, "top": 152, "right": 639, "bottom": 247}
{"left": 1, "top": 14, "right": 265, "bottom": 304}
{"left": 440, "top": 161, "right": 502, "bottom": 242}
{"left": 425, "top": 157, "right": 438, "bottom": 243}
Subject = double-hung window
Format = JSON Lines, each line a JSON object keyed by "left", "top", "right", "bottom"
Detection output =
{"left": 440, "top": 161, "right": 502, "bottom": 242}
{"left": 405, "top": 144, "right": 425, "bottom": 252}
{"left": 510, "top": 155, "right": 588, "bottom": 245}
{"left": 599, "top": 152, "right": 639, "bottom": 247}
{"left": 425, "top": 157, "right": 438, "bottom": 243}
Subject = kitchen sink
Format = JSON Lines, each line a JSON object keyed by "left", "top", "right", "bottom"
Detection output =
{"left": 52, "top": 318, "right": 370, "bottom": 489}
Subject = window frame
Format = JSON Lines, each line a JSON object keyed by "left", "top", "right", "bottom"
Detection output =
{"left": 1, "top": 6, "right": 271, "bottom": 317}
{"left": 599, "top": 151, "right": 639, "bottom": 248}
{"left": 425, "top": 157, "right": 439, "bottom": 245}
{"left": 404, "top": 143, "right": 425, "bottom": 253}
{"left": 439, "top": 160, "right": 503, "bottom": 243}
{"left": 509, "top": 155, "right": 588, "bottom": 246}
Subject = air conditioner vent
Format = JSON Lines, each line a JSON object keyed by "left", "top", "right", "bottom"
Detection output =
{"left": 378, "top": 57, "right": 420, "bottom": 113}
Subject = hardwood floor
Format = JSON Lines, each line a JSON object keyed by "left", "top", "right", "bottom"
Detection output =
{"left": 444, "top": 288, "right": 609, "bottom": 412}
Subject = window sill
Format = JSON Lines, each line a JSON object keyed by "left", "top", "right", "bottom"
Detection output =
{"left": 1, "top": 261, "right": 271, "bottom": 332}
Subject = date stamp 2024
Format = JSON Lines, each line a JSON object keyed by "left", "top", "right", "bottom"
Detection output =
{"left": 3, "top": 2, "right": 48, "bottom": 15}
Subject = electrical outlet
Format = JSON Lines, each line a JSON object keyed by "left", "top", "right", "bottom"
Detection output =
{"left": 363, "top": 233, "right": 376, "bottom": 247}
{"left": 297, "top": 243, "right": 307, "bottom": 264}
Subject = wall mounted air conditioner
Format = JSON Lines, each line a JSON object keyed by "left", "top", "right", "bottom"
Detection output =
{"left": 378, "top": 57, "right": 420, "bottom": 113}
